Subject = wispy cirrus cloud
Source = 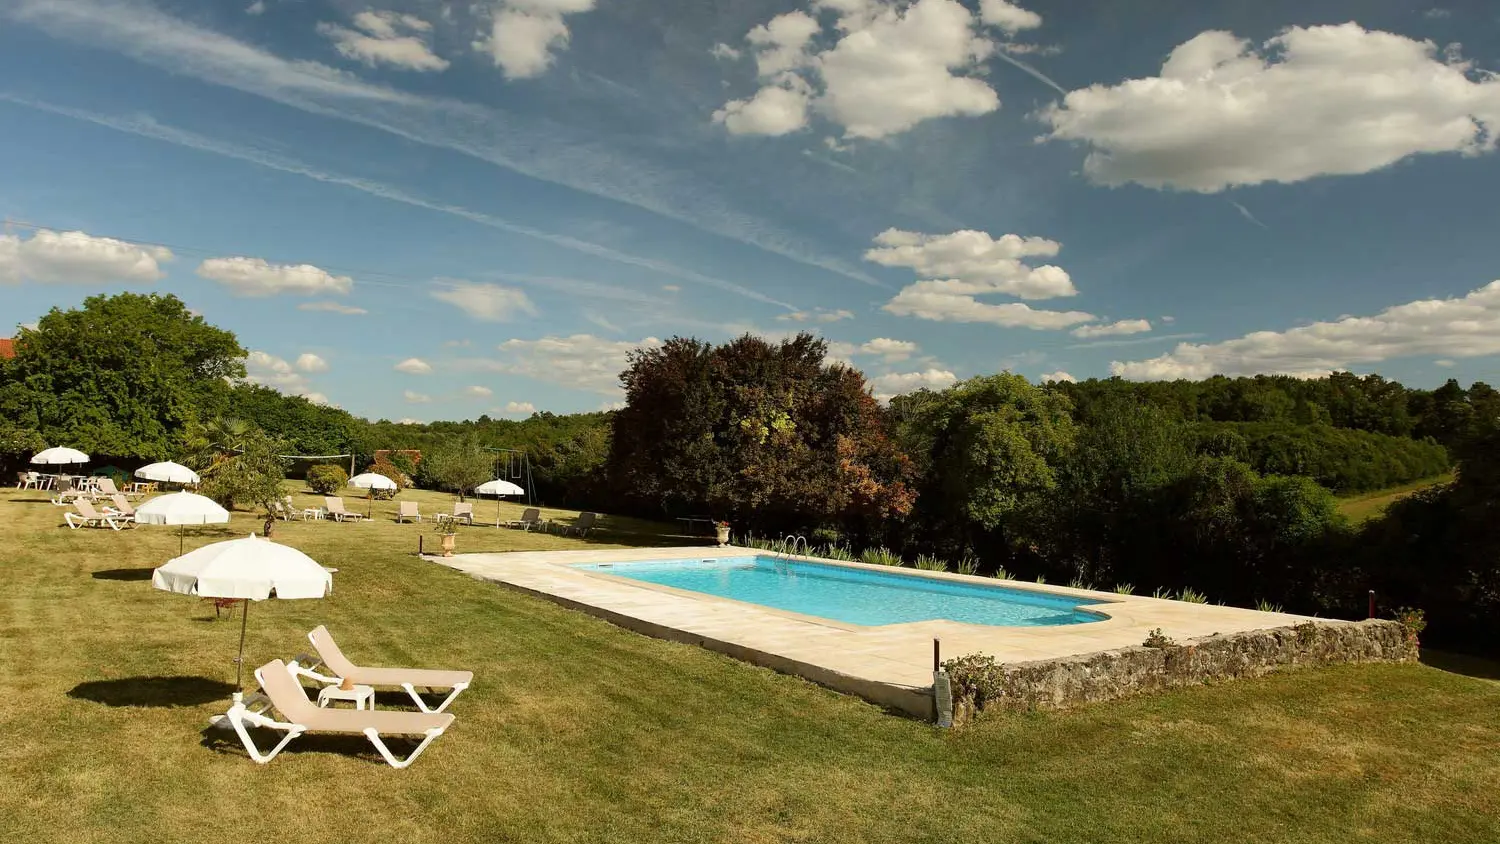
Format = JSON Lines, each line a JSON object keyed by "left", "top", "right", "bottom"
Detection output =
{"left": 0, "top": 95, "right": 796, "bottom": 309}
{"left": 5, "top": 0, "right": 875, "bottom": 287}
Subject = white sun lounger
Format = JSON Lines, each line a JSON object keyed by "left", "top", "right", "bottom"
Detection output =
{"left": 289, "top": 625, "right": 473, "bottom": 714}
{"left": 64, "top": 499, "right": 133, "bottom": 531}
{"left": 222, "top": 659, "right": 454, "bottom": 768}
{"left": 323, "top": 497, "right": 365, "bottom": 522}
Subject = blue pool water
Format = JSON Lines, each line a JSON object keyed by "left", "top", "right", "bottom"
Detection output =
{"left": 575, "top": 556, "right": 1107, "bottom": 627}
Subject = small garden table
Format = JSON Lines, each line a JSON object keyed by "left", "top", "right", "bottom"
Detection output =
{"left": 317, "top": 683, "right": 375, "bottom": 710}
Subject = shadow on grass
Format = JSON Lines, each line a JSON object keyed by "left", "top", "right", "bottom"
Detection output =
{"left": 69, "top": 676, "right": 238, "bottom": 707}
{"left": 1422, "top": 650, "right": 1500, "bottom": 682}
{"left": 201, "top": 724, "right": 426, "bottom": 766}
{"left": 91, "top": 567, "right": 155, "bottom": 581}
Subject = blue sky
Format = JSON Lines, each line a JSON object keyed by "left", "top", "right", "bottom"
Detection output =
{"left": 1, "top": 0, "right": 1498, "bottom": 420}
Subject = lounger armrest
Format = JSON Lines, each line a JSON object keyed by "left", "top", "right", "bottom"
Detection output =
{"left": 287, "top": 655, "right": 339, "bottom": 685}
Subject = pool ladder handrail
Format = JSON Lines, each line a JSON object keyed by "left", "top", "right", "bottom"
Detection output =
{"left": 780, "top": 534, "right": 809, "bottom": 559}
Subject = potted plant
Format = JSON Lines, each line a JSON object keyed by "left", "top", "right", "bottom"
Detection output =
{"left": 714, "top": 520, "right": 731, "bottom": 547}
{"left": 434, "top": 518, "right": 458, "bottom": 557}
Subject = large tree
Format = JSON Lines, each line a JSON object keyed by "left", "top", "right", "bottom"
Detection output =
{"left": 0, "top": 293, "right": 244, "bottom": 458}
{"left": 897, "top": 373, "right": 1076, "bottom": 556}
{"left": 421, "top": 435, "right": 495, "bottom": 500}
{"left": 608, "top": 333, "right": 912, "bottom": 534}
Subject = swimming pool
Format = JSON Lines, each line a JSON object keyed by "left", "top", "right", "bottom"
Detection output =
{"left": 575, "top": 555, "right": 1108, "bottom": 627}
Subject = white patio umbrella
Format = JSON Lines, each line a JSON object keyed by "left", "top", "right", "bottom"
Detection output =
{"left": 31, "top": 446, "right": 89, "bottom": 465}
{"left": 135, "top": 491, "right": 231, "bottom": 555}
{"left": 134, "top": 461, "right": 201, "bottom": 486}
{"left": 475, "top": 478, "right": 525, "bottom": 526}
{"left": 349, "top": 471, "right": 396, "bottom": 517}
{"left": 152, "top": 534, "right": 333, "bottom": 697}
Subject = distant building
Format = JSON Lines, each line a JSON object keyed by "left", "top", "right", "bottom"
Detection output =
{"left": 0, "top": 338, "right": 14, "bottom": 360}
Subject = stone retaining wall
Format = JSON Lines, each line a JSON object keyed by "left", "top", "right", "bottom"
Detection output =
{"left": 953, "top": 620, "right": 1416, "bottom": 721}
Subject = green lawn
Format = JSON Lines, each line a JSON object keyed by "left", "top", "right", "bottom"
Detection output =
{"left": 1336, "top": 472, "right": 1455, "bottom": 524}
{"left": 2, "top": 484, "right": 1499, "bottom": 843}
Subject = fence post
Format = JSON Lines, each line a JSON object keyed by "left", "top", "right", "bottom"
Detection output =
{"left": 1368, "top": 590, "right": 1375, "bottom": 619}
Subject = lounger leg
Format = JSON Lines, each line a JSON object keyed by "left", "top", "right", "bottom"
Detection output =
{"left": 64, "top": 514, "right": 79, "bottom": 529}
{"left": 226, "top": 706, "right": 304, "bottom": 764}
{"left": 363, "top": 726, "right": 445, "bottom": 769}
{"left": 400, "top": 681, "right": 469, "bottom": 713}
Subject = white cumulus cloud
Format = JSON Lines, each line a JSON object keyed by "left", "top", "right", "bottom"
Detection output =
{"left": 859, "top": 337, "right": 919, "bottom": 362}
{"left": 1070, "top": 319, "right": 1151, "bottom": 338}
{"left": 714, "top": 80, "right": 813, "bottom": 136}
{"left": 395, "top": 357, "right": 433, "bottom": 374}
{"left": 430, "top": 280, "right": 537, "bottom": 322}
{"left": 1039, "top": 370, "right": 1076, "bottom": 383}
{"left": 244, "top": 350, "right": 330, "bottom": 403}
{"left": 0, "top": 228, "right": 171, "bottom": 284}
{"left": 716, "top": 0, "right": 1046, "bottom": 139}
{"left": 1111, "top": 280, "right": 1500, "bottom": 380}
{"left": 504, "top": 400, "right": 537, "bottom": 414}
{"left": 1040, "top": 23, "right": 1500, "bottom": 192}
{"left": 978, "top": 0, "right": 1041, "bottom": 33}
{"left": 865, "top": 228, "right": 1076, "bottom": 299}
{"left": 403, "top": 390, "right": 431, "bottom": 404}
{"left": 869, "top": 368, "right": 958, "bottom": 402}
{"left": 464, "top": 385, "right": 493, "bottom": 397}
{"left": 317, "top": 10, "right": 449, "bottom": 72}
{"left": 868, "top": 227, "right": 1100, "bottom": 330}
{"left": 475, "top": 0, "right": 597, "bottom": 80}
{"left": 295, "top": 352, "right": 328, "bottom": 373}
{"left": 196, "top": 257, "right": 353, "bottom": 297}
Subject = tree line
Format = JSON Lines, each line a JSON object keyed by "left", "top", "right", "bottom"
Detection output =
{"left": 4, "top": 293, "right": 1496, "bottom": 652}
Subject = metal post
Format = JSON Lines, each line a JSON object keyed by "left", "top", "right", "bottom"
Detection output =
{"left": 1368, "top": 590, "right": 1376, "bottom": 619}
{"left": 235, "top": 599, "right": 250, "bottom": 692}
{"left": 418, "top": 534, "right": 424, "bottom": 556}
{"left": 933, "top": 638, "right": 941, "bottom": 672}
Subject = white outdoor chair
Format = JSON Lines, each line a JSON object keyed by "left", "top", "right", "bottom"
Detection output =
{"left": 221, "top": 659, "right": 454, "bottom": 768}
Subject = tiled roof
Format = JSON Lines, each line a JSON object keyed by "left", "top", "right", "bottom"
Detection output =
{"left": 0, "top": 338, "right": 14, "bottom": 360}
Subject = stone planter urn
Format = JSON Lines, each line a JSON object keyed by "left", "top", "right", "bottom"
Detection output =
{"left": 714, "top": 523, "right": 731, "bottom": 547}
{"left": 440, "top": 533, "right": 456, "bottom": 557}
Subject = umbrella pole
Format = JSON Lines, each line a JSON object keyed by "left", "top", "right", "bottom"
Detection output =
{"left": 368, "top": 487, "right": 373, "bottom": 519}
{"left": 235, "top": 599, "right": 250, "bottom": 695}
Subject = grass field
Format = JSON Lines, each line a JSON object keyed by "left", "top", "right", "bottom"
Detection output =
{"left": 1336, "top": 472, "right": 1455, "bottom": 524}
{"left": 2, "top": 482, "right": 1499, "bottom": 843}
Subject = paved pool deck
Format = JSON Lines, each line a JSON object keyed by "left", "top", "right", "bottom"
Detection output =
{"left": 430, "top": 546, "right": 1320, "bottom": 718}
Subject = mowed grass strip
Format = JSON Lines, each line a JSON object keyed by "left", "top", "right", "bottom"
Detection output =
{"left": 2, "top": 484, "right": 1499, "bottom": 843}
{"left": 1336, "top": 472, "right": 1455, "bottom": 524}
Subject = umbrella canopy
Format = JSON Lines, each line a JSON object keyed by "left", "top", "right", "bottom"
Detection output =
{"left": 135, "top": 461, "right": 201, "bottom": 485}
{"left": 31, "top": 446, "right": 89, "bottom": 465}
{"left": 135, "top": 492, "right": 229, "bottom": 525}
{"left": 349, "top": 472, "right": 397, "bottom": 490}
{"left": 152, "top": 534, "right": 332, "bottom": 695}
{"left": 476, "top": 479, "right": 525, "bottom": 496}
{"left": 476, "top": 478, "right": 526, "bottom": 527}
{"left": 152, "top": 534, "right": 333, "bottom": 600}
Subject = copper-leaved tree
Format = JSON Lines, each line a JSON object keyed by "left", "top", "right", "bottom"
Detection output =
{"left": 608, "top": 333, "right": 913, "bottom": 537}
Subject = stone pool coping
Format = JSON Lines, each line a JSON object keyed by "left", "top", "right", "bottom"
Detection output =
{"left": 429, "top": 546, "right": 1353, "bottom": 718}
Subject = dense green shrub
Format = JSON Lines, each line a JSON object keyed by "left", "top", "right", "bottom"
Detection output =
{"left": 306, "top": 464, "right": 348, "bottom": 495}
